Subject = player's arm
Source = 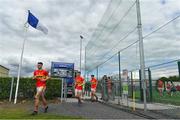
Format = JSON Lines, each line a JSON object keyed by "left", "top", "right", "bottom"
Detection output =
{"left": 79, "top": 78, "right": 85, "bottom": 86}
{"left": 44, "top": 75, "right": 50, "bottom": 81}
{"left": 32, "top": 71, "right": 36, "bottom": 80}
{"left": 77, "top": 80, "right": 84, "bottom": 86}
{"left": 96, "top": 80, "right": 98, "bottom": 86}
{"left": 73, "top": 79, "right": 77, "bottom": 87}
{"left": 41, "top": 71, "right": 50, "bottom": 81}
{"left": 44, "top": 74, "right": 50, "bottom": 81}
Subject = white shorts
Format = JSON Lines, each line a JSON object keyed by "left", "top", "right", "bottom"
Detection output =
{"left": 158, "top": 88, "right": 163, "bottom": 91}
{"left": 75, "top": 89, "right": 82, "bottom": 96}
{"left": 166, "top": 89, "right": 171, "bottom": 92}
{"left": 37, "top": 86, "right": 46, "bottom": 93}
{"left": 91, "top": 88, "right": 96, "bottom": 92}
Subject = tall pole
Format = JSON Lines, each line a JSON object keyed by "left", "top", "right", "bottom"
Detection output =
{"left": 136, "top": 0, "right": 147, "bottom": 111}
{"left": 14, "top": 23, "right": 28, "bottom": 104}
{"left": 96, "top": 66, "right": 98, "bottom": 80}
{"left": 178, "top": 61, "right": 180, "bottom": 77}
{"left": 84, "top": 46, "right": 86, "bottom": 80}
{"left": 80, "top": 35, "right": 83, "bottom": 73}
{"left": 61, "top": 78, "right": 64, "bottom": 102}
{"left": 118, "top": 51, "right": 122, "bottom": 105}
{"left": 9, "top": 77, "right": 14, "bottom": 102}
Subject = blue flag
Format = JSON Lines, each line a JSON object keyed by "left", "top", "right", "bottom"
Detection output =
{"left": 27, "top": 10, "right": 48, "bottom": 34}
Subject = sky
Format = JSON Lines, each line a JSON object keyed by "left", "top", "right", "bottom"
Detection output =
{"left": 85, "top": 0, "right": 180, "bottom": 78}
{"left": 0, "top": 0, "right": 180, "bottom": 78}
{"left": 0, "top": 0, "right": 110, "bottom": 77}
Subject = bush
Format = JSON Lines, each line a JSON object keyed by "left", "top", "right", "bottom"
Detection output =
{"left": 155, "top": 76, "right": 180, "bottom": 91}
{"left": 0, "top": 77, "right": 62, "bottom": 100}
{"left": 158, "top": 76, "right": 180, "bottom": 82}
{"left": 0, "top": 77, "right": 11, "bottom": 99}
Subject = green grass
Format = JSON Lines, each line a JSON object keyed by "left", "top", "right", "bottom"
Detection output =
{"left": 0, "top": 105, "right": 83, "bottom": 119}
{"left": 134, "top": 90, "right": 180, "bottom": 105}
{"left": 152, "top": 90, "right": 180, "bottom": 106}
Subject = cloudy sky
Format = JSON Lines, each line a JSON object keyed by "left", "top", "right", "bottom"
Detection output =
{"left": 85, "top": 0, "right": 180, "bottom": 78}
{"left": 0, "top": 0, "right": 180, "bottom": 78}
{"left": 0, "top": 0, "right": 110, "bottom": 76}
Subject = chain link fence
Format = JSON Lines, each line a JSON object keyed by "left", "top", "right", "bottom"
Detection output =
{"left": 85, "top": 0, "right": 180, "bottom": 118}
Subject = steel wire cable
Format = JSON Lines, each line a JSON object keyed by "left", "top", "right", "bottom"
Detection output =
{"left": 86, "top": 4, "right": 180, "bottom": 72}
{"left": 87, "top": 1, "right": 136, "bottom": 56}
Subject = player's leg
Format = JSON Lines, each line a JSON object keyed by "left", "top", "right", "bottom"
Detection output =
{"left": 91, "top": 88, "right": 94, "bottom": 101}
{"left": 32, "top": 87, "right": 42, "bottom": 115}
{"left": 75, "top": 89, "right": 79, "bottom": 98}
{"left": 78, "top": 90, "right": 82, "bottom": 104}
{"left": 41, "top": 86, "right": 48, "bottom": 113}
{"left": 75, "top": 89, "right": 80, "bottom": 103}
{"left": 93, "top": 89, "right": 98, "bottom": 101}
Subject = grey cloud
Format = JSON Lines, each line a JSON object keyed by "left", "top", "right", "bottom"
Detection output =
{"left": 0, "top": 0, "right": 110, "bottom": 76}
{"left": 86, "top": 0, "right": 180, "bottom": 77}
{"left": 2, "top": 0, "right": 179, "bottom": 78}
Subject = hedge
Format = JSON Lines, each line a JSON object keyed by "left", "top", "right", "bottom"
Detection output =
{"left": 0, "top": 77, "right": 62, "bottom": 100}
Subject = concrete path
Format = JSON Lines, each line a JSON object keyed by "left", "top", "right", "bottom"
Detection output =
{"left": 45, "top": 99, "right": 145, "bottom": 119}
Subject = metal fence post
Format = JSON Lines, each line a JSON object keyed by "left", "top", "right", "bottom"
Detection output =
{"left": 132, "top": 71, "right": 136, "bottom": 111}
{"left": 97, "top": 67, "right": 98, "bottom": 81}
{"left": 61, "top": 78, "right": 64, "bottom": 102}
{"left": 64, "top": 78, "right": 67, "bottom": 101}
{"left": 139, "top": 69, "right": 143, "bottom": 101}
{"left": 131, "top": 71, "right": 133, "bottom": 98}
{"left": 178, "top": 61, "right": 180, "bottom": 77}
{"left": 136, "top": 0, "right": 147, "bottom": 111}
{"left": 85, "top": 46, "right": 86, "bottom": 81}
{"left": 148, "top": 68, "right": 153, "bottom": 102}
{"left": 118, "top": 51, "right": 122, "bottom": 104}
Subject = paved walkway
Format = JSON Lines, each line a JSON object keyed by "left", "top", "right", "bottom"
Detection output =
{"left": 85, "top": 93, "right": 180, "bottom": 119}
{"left": 45, "top": 99, "right": 145, "bottom": 119}
{"left": 34, "top": 98, "right": 175, "bottom": 119}
{"left": 93, "top": 93, "right": 180, "bottom": 110}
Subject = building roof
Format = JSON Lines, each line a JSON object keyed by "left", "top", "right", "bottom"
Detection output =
{"left": 0, "top": 65, "right": 9, "bottom": 70}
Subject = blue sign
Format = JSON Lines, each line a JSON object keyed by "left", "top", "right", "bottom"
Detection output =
{"left": 51, "top": 62, "right": 74, "bottom": 69}
{"left": 51, "top": 62, "right": 74, "bottom": 78}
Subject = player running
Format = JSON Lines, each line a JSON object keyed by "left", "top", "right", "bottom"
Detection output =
{"left": 90, "top": 75, "right": 98, "bottom": 102}
{"left": 31, "top": 62, "right": 50, "bottom": 115}
{"left": 74, "top": 72, "right": 85, "bottom": 104}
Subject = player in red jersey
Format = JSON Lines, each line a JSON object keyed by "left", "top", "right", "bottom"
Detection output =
{"left": 74, "top": 72, "right": 85, "bottom": 104}
{"left": 90, "top": 75, "right": 98, "bottom": 102}
{"left": 31, "top": 62, "right": 50, "bottom": 115}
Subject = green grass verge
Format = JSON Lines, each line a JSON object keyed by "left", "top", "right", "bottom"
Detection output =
{"left": 134, "top": 90, "right": 180, "bottom": 105}
{"left": 0, "top": 107, "right": 83, "bottom": 119}
{"left": 152, "top": 91, "right": 180, "bottom": 106}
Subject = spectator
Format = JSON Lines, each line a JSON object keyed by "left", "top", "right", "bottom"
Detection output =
{"left": 170, "top": 82, "right": 176, "bottom": 96}
{"left": 158, "top": 79, "right": 164, "bottom": 97}
{"left": 176, "top": 85, "right": 180, "bottom": 91}
{"left": 100, "top": 75, "right": 107, "bottom": 100}
{"left": 146, "top": 80, "right": 149, "bottom": 97}
{"left": 85, "top": 82, "right": 90, "bottom": 96}
{"left": 107, "top": 77, "right": 112, "bottom": 99}
{"left": 166, "top": 81, "right": 171, "bottom": 95}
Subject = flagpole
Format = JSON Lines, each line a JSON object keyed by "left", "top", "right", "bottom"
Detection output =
{"left": 14, "top": 23, "right": 28, "bottom": 104}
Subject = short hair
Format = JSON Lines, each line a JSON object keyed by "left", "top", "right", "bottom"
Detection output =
{"left": 91, "top": 75, "right": 94, "bottom": 77}
{"left": 78, "top": 71, "right": 81, "bottom": 74}
{"left": 37, "top": 62, "right": 43, "bottom": 65}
